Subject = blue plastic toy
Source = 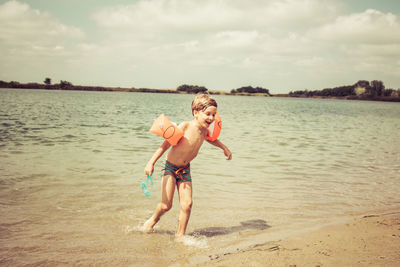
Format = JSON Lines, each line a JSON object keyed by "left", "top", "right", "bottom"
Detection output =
{"left": 141, "top": 174, "right": 154, "bottom": 197}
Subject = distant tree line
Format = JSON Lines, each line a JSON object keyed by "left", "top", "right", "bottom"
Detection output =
{"left": 0, "top": 79, "right": 107, "bottom": 91}
{"left": 231, "top": 86, "right": 270, "bottom": 95}
{"left": 0, "top": 80, "right": 209, "bottom": 94}
{"left": 0, "top": 79, "right": 176, "bottom": 93}
{"left": 176, "top": 84, "right": 208, "bottom": 94}
{"left": 2, "top": 78, "right": 399, "bottom": 101}
{"left": 289, "top": 80, "right": 400, "bottom": 101}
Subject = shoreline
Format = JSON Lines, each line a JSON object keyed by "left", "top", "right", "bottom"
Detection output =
{"left": 198, "top": 209, "right": 400, "bottom": 266}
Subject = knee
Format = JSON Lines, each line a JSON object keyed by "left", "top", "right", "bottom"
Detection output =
{"left": 159, "top": 202, "right": 172, "bottom": 212}
{"left": 180, "top": 200, "right": 193, "bottom": 212}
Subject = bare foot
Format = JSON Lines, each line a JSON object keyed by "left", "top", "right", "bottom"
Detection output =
{"left": 142, "top": 218, "right": 156, "bottom": 233}
{"left": 174, "top": 234, "right": 185, "bottom": 242}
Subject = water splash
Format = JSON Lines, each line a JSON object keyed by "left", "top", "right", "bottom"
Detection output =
{"left": 177, "top": 235, "right": 208, "bottom": 249}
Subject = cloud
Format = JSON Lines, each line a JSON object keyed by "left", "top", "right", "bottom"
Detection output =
{"left": 0, "top": 0, "right": 87, "bottom": 83}
{"left": 307, "top": 9, "right": 400, "bottom": 77}
{"left": 311, "top": 9, "right": 400, "bottom": 44}
{"left": 87, "top": 0, "right": 398, "bottom": 90}
{"left": 92, "top": 0, "right": 339, "bottom": 36}
{"left": 0, "top": 0, "right": 84, "bottom": 56}
{"left": 213, "top": 31, "right": 260, "bottom": 47}
{"left": 89, "top": 0, "right": 336, "bottom": 69}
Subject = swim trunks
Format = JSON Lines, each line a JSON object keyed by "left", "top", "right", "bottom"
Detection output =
{"left": 162, "top": 160, "right": 191, "bottom": 182}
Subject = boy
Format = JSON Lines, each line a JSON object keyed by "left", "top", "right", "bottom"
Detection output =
{"left": 143, "top": 93, "right": 232, "bottom": 238}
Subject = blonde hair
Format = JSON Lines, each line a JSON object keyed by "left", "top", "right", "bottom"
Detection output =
{"left": 191, "top": 93, "right": 217, "bottom": 115}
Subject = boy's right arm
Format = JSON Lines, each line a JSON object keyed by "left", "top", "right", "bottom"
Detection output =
{"left": 144, "top": 140, "right": 171, "bottom": 175}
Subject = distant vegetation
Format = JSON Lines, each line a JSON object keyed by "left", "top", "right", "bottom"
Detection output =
{"left": 289, "top": 80, "right": 400, "bottom": 102}
{"left": 0, "top": 79, "right": 271, "bottom": 96}
{"left": 0, "top": 79, "right": 177, "bottom": 93}
{"left": 177, "top": 84, "right": 208, "bottom": 94}
{"left": 176, "top": 84, "right": 271, "bottom": 96}
{"left": 1, "top": 78, "right": 399, "bottom": 102}
{"left": 230, "top": 86, "right": 270, "bottom": 95}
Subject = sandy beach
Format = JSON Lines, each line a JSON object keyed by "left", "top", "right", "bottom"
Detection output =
{"left": 203, "top": 210, "right": 400, "bottom": 267}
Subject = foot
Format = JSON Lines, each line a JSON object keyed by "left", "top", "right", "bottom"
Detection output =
{"left": 174, "top": 234, "right": 185, "bottom": 242}
{"left": 142, "top": 218, "right": 156, "bottom": 233}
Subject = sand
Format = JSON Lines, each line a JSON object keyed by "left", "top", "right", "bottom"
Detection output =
{"left": 202, "top": 211, "right": 400, "bottom": 267}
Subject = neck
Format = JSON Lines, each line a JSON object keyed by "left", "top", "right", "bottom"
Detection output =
{"left": 192, "top": 119, "right": 206, "bottom": 131}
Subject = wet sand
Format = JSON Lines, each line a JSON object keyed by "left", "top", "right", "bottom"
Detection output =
{"left": 203, "top": 210, "right": 400, "bottom": 267}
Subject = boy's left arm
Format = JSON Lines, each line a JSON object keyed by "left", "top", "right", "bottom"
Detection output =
{"left": 207, "top": 139, "right": 232, "bottom": 160}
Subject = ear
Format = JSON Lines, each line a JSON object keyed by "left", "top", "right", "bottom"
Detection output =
{"left": 193, "top": 110, "right": 199, "bottom": 117}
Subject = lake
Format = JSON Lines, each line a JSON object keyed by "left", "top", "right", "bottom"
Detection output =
{"left": 1, "top": 88, "right": 399, "bottom": 265}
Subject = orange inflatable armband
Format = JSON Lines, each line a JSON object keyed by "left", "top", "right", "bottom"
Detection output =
{"left": 149, "top": 114, "right": 183, "bottom": 146}
{"left": 206, "top": 112, "right": 222, "bottom": 141}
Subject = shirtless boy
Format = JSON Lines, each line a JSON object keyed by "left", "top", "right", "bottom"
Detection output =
{"left": 143, "top": 93, "right": 232, "bottom": 238}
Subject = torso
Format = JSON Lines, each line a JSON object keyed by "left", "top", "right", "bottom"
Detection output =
{"left": 166, "top": 121, "right": 208, "bottom": 166}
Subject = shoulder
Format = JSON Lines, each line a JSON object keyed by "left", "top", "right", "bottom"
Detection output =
{"left": 178, "top": 121, "right": 190, "bottom": 131}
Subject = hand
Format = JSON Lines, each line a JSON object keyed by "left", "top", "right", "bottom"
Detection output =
{"left": 144, "top": 162, "right": 154, "bottom": 176}
{"left": 224, "top": 148, "right": 232, "bottom": 160}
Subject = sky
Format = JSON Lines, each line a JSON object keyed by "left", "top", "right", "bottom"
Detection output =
{"left": 0, "top": 0, "right": 399, "bottom": 93}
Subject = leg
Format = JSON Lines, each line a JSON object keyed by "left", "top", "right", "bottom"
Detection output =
{"left": 175, "top": 181, "right": 193, "bottom": 237}
{"left": 143, "top": 175, "right": 176, "bottom": 232}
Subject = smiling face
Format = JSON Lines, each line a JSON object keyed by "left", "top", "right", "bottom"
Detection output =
{"left": 194, "top": 106, "right": 217, "bottom": 129}
{"left": 191, "top": 93, "right": 218, "bottom": 129}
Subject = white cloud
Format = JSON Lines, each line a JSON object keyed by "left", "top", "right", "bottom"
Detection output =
{"left": 89, "top": 0, "right": 333, "bottom": 74}
{"left": 213, "top": 31, "right": 259, "bottom": 47}
{"left": 311, "top": 9, "right": 400, "bottom": 44}
{"left": 92, "top": 0, "right": 339, "bottom": 36}
{"left": 0, "top": 0, "right": 84, "bottom": 48}
{"left": 295, "top": 56, "right": 324, "bottom": 67}
{"left": 0, "top": 0, "right": 87, "bottom": 82}
{"left": 341, "top": 43, "right": 400, "bottom": 57}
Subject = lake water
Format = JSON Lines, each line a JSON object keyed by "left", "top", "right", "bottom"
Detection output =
{"left": 1, "top": 88, "right": 399, "bottom": 265}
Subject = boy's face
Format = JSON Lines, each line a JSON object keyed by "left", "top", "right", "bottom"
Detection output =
{"left": 194, "top": 106, "right": 217, "bottom": 129}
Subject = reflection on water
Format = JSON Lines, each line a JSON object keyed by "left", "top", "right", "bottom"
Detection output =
{"left": 1, "top": 89, "right": 400, "bottom": 265}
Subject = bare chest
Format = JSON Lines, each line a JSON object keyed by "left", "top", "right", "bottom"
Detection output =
{"left": 183, "top": 126, "right": 206, "bottom": 145}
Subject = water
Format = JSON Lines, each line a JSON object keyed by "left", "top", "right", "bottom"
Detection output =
{"left": 1, "top": 88, "right": 399, "bottom": 265}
